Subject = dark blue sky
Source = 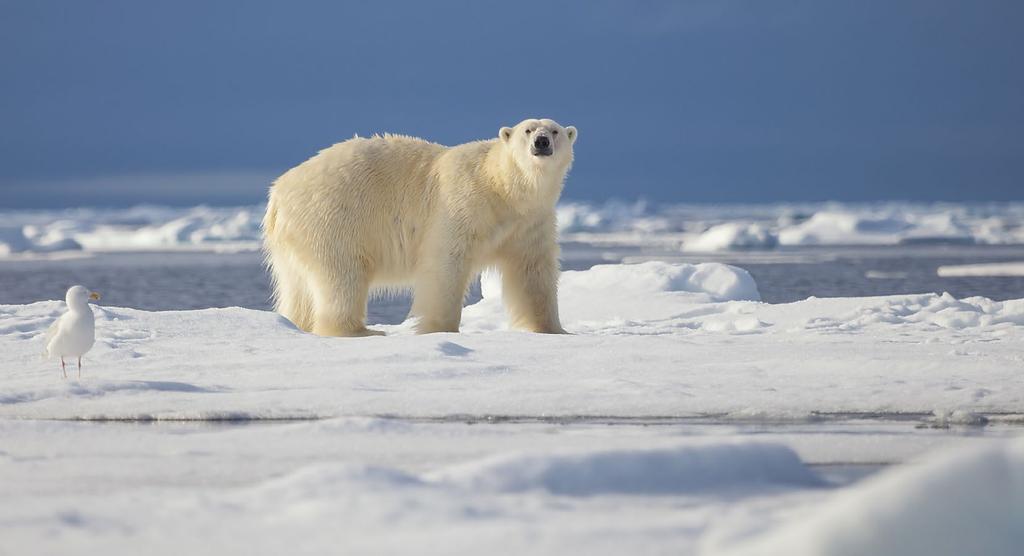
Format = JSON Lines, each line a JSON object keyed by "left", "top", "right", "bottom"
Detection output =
{"left": 2, "top": 0, "right": 1022, "bottom": 207}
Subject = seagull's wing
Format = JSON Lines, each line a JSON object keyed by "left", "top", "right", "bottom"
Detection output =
{"left": 43, "top": 313, "right": 64, "bottom": 356}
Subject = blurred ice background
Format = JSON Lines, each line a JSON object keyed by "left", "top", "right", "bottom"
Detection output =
{"left": 2, "top": 201, "right": 1023, "bottom": 316}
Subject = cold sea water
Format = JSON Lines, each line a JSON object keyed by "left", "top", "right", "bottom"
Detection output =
{"left": 1, "top": 243, "right": 1023, "bottom": 323}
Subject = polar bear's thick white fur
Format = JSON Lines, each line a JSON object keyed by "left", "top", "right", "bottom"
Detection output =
{"left": 262, "top": 118, "right": 577, "bottom": 336}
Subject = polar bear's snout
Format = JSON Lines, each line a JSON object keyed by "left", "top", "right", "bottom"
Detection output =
{"left": 531, "top": 133, "right": 553, "bottom": 156}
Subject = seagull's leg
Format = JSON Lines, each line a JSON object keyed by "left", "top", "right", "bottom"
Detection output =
{"left": 60, "top": 357, "right": 67, "bottom": 379}
{"left": 77, "top": 357, "right": 82, "bottom": 379}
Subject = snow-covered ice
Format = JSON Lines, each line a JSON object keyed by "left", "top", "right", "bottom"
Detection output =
{"left": 3, "top": 261, "right": 1023, "bottom": 421}
{"left": 0, "top": 417, "right": 1019, "bottom": 555}
{"left": 937, "top": 261, "right": 1024, "bottom": 277}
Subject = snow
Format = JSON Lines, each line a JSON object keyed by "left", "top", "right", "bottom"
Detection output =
{"left": 0, "top": 205, "right": 262, "bottom": 257}
{"left": 556, "top": 200, "right": 671, "bottom": 234}
{"left": 0, "top": 225, "right": 82, "bottom": 255}
{"left": 555, "top": 201, "right": 1024, "bottom": 249}
{"left": 683, "top": 223, "right": 778, "bottom": 252}
{"left": 2, "top": 262, "right": 1022, "bottom": 421}
{"left": 937, "top": 262, "right": 1024, "bottom": 277}
{"left": 471, "top": 262, "right": 760, "bottom": 333}
{"left": 0, "top": 416, "right": 1018, "bottom": 555}
{"left": 777, "top": 210, "right": 975, "bottom": 246}
{"left": 431, "top": 442, "right": 822, "bottom": 495}
{"left": 716, "top": 438, "right": 1024, "bottom": 556}
{"left": 3, "top": 201, "right": 1024, "bottom": 258}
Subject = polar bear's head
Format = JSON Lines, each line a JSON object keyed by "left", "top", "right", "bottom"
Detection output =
{"left": 499, "top": 118, "right": 577, "bottom": 176}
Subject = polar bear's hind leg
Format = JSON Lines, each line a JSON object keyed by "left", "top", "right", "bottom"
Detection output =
{"left": 308, "top": 253, "right": 384, "bottom": 337}
{"left": 269, "top": 250, "right": 314, "bottom": 332}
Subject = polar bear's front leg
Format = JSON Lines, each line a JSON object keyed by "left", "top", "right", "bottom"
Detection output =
{"left": 411, "top": 256, "right": 472, "bottom": 334}
{"left": 498, "top": 241, "right": 566, "bottom": 334}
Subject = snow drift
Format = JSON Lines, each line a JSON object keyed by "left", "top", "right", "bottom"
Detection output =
{"left": 251, "top": 441, "right": 821, "bottom": 498}
{"left": 717, "top": 438, "right": 1024, "bottom": 556}
{"left": 432, "top": 442, "right": 821, "bottom": 495}
{"left": 683, "top": 223, "right": 778, "bottom": 252}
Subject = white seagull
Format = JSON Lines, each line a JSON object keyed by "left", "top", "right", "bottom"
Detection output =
{"left": 45, "top": 285, "right": 101, "bottom": 379}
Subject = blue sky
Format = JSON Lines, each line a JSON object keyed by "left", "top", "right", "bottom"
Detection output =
{"left": 1, "top": 0, "right": 1022, "bottom": 207}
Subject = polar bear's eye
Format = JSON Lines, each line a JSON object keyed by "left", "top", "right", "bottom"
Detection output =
{"left": 525, "top": 129, "right": 532, "bottom": 135}
{"left": 552, "top": 130, "right": 559, "bottom": 135}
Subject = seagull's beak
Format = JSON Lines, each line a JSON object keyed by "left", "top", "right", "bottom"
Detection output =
{"left": 89, "top": 291, "right": 101, "bottom": 301}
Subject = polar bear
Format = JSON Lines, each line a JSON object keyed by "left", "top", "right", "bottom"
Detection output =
{"left": 262, "top": 118, "right": 578, "bottom": 336}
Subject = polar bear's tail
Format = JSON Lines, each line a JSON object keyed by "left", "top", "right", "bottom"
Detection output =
{"left": 261, "top": 191, "right": 282, "bottom": 306}
{"left": 262, "top": 193, "right": 279, "bottom": 237}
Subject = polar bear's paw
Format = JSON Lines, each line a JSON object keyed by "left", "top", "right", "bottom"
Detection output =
{"left": 312, "top": 325, "right": 386, "bottom": 338}
{"left": 354, "top": 328, "right": 387, "bottom": 337}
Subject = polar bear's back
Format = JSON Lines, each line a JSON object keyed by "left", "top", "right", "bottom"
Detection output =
{"left": 266, "top": 134, "right": 446, "bottom": 265}
{"left": 273, "top": 134, "right": 444, "bottom": 210}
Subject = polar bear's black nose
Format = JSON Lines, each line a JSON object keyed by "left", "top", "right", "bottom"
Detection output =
{"left": 534, "top": 136, "right": 551, "bottom": 149}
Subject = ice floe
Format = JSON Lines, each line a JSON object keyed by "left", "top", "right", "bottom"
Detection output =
{"left": 937, "top": 262, "right": 1024, "bottom": 277}
{"left": 1, "top": 262, "right": 1021, "bottom": 422}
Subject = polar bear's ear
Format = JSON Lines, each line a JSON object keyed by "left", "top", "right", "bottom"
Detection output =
{"left": 566, "top": 126, "right": 577, "bottom": 144}
{"left": 499, "top": 127, "right": 514, "bottom": 143}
